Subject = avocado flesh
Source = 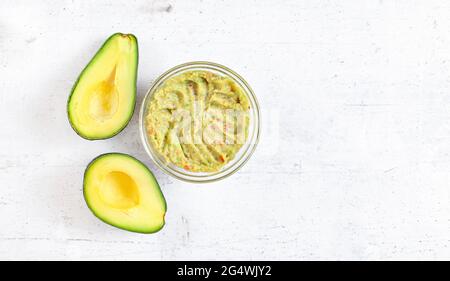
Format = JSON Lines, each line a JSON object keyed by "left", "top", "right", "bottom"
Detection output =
{"left": 83, "top": 153, "right": 167, "bottom": 233}
{"left": 68, "top": 33, "right": 138, "bottom": 140}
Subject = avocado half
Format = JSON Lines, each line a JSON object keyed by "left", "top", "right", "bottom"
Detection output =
{"left": 68, "top": 33, "right": 138, "bottom": 140}
{"left": 83, "top": 153, "right": 167, "bottom": 233}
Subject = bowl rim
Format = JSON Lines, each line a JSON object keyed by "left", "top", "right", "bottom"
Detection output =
{"left": 139, "top": 61, "right": 260, "bottom": 183}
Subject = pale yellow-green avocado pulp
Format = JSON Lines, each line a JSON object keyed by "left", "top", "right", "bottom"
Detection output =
{"left": 68, "top": 33, "right": 138, "bottom": 140}
{"left": 145, "top": 71, "right": 250, "bottom": 172}
{"left": 83, "top": 153, "right": 166, "bottom": 233}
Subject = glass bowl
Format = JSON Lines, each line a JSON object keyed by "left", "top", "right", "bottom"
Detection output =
{"left": 139, "top": 61, "right": 260, "bottom": 183}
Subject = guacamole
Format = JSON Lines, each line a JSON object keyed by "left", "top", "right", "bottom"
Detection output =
{"left": 145, "top": 70, "right": 250, "bottom": 172}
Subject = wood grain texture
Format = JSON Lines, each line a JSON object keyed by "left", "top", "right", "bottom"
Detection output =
{"left": 0, "top": 0, "right": 449, "bottom": 260}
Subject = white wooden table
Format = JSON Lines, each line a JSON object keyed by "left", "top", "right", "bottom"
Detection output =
{"left": 1, "top": 0, "right": 449, "bottom": 260}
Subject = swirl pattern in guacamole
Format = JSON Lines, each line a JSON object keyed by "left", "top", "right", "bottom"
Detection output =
{"left": 145, "top": 70, "right": 250, "bottom": 172}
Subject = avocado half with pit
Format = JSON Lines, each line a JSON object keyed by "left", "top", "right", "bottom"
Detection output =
{"left": 68, "top": 33, "right": 138, "bottom": 140}
{"left": 83, "top": 153, "right": 167, "bottom": 233}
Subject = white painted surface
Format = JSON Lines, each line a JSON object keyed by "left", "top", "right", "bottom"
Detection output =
{"left": 0, "top": 0, "right": 449, "bottom": 260}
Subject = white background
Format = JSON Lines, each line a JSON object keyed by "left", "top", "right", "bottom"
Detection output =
{"left": 1, "top": 0, "right": 449, "bottom": 260}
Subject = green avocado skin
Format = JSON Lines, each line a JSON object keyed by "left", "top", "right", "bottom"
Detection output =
{"left": 83, "top": 153, "right": 167, "bottom": 234}
{"left": 67, "top": 33, "right": 139, "bottom": 140}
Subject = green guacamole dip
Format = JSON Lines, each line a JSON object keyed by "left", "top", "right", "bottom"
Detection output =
{"left": 145, "top": 70, "right": 250, "bottom": 172}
